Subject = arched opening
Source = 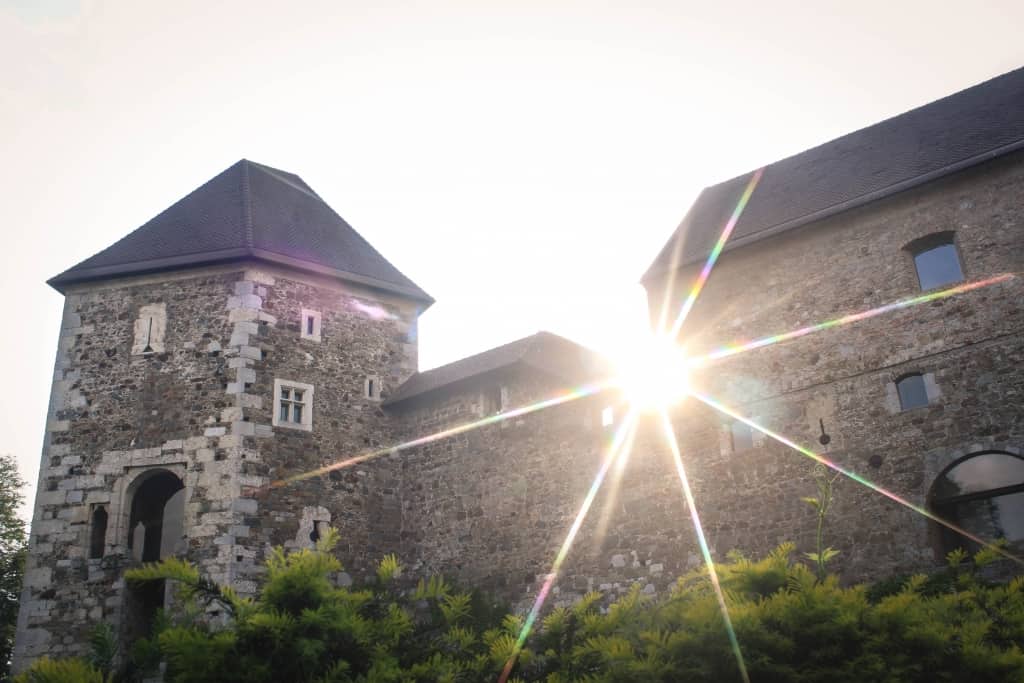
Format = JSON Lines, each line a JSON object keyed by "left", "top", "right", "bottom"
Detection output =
{"left": 123, "top": 470, "right": 186, "bottom": 644}
{"left": 128, "top": 470, "right": 185, "bottom": 563}
{"left": 929, "top": 451, "right": 1024, "bottom": 557}
{"left": 89, "top": 506, "right": 108, "bottom": 559}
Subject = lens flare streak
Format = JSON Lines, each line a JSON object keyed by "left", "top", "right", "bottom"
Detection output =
{"left": 498, "top": 410, "right": 639, "bottom": 683}
{"left": 269, "top": 380, "right": 613, "bottom": 489}
{"left": 692, "top": 391, "right": 1024, "bottom": 567}
{"left": 659, "top": 411, "right": 751, "bottom": 683}
{"left": 688, "top": 274, "right": 1015, "bottom": 367}
{"left": 668, "top": 167, "right": 765, "bottom": 339}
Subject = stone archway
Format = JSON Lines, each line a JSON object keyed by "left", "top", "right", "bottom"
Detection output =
{"left": 127, "top": 469, "right": 185, "bottom": 563}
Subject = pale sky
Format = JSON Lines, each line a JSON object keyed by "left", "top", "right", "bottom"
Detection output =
{"left": 2, "top": 0, "right": 1022, "bottom": 517}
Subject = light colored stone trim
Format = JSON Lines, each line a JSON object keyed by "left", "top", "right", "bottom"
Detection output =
{"left": 272, "top": 378, "right": 314, "bottom": 431}
{"left": 300, "top": 308, "right": 322, "bottom": 342}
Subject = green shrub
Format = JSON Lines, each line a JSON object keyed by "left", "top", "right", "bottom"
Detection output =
{"left": 20, "top": 532, "right": 1024, "bottom": 682}
{"left": 14, "top": 657, "right": 109, "bottom": 683}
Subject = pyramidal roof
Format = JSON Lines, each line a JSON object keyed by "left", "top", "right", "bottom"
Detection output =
{"left": 49, "top": 160, "right": 433, "bottom": 304}
{"left": 642, "top": 65, "right": 1024, "bottom": 283}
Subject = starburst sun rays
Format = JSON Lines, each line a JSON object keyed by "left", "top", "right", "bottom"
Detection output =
{"left": 261, "top": 169, "right": 1018, "bottom": 683}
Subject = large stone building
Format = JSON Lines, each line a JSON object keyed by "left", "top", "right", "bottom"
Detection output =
{"left": 14, "top": 66, "right": 1024, "bottom": 668}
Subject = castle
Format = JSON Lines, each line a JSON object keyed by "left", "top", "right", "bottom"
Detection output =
{"left": 14, "top": 66, "right": 1024, "bottom": 669}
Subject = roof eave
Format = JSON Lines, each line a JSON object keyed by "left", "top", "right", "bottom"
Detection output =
{"left": 48, "top": 247, "right": 435, "bottom": 307}
{"left": 640, "top": 138, "right": 1024, "bottom": 285}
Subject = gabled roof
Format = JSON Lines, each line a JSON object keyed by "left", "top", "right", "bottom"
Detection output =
{"left": 384, "top": 331, "right": 611, "bottom": 406}
{"left": 49, "top": 160, "right": 433, "bottom": 304}
{"left": 643, "top": 66, "right": 1024, "bottom": 283}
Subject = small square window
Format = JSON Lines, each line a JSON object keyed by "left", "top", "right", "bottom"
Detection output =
{"left": 896, "top": 374, "right": 929, "bottom": 411}
{"left": 300, "top": 309, "right": 322, "bottom": 342}
{"left": 273, "top": 379, "right": 314, "bottom": 431}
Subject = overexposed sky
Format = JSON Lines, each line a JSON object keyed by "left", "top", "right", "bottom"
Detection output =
{"left": 2, "top": 0, "right": 1022, "bottom": 515}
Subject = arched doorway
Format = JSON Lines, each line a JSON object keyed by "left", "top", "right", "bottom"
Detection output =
{"left": 929, "top": 451, "right": 1024, "bottom": 556}
{"left": 128, "top": 470, "right": 185, "bottom": 563}
{"left": 123, "top": 469, "right": 186, "bottom": 643}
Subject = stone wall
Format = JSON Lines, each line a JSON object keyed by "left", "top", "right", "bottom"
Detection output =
{"left": 14, "top": 262, "right": 421, "bottom": 669}
{"left": 16, "top": 152, "right": 1024, "bottom": 668}
{"left": 389, "top": 153, "right": 1024, "bottom": 611}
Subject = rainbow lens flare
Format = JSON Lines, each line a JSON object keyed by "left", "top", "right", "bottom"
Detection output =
{"left": 659, "top": 411, "right": 750, "bottom": 683}
{"left": 498, "top": 410, "right": 639, "bottom": 683}
{"left": 268, "top": 379, "right": 613, "bottom": 489}
{"left": 667, "top": 167, "right": 765, "bottom": 340}
{"left": 688, "top": 274, "right": 1015, "bottom": 367}
{"left": 691, "top": 391, "right": 1024, "bottom": 567}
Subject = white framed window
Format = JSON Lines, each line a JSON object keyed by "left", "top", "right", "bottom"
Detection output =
{"left": 365, "top": 376, "right": 382, "bottom": 401}
{"left": 273, "top": 378, "right": 314, "bottom": 431}
{"left": 300, "top": 309, "right": 322, "bottom": 342}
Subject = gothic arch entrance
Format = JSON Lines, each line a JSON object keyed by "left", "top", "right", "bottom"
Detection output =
{"left": 127, "top": 470, "right": 185, "bottom": 563}
{"left": 122, "top": 469, "right": 186, "bottom": 643}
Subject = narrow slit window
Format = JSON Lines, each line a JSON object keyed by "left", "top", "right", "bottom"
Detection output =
{"left": 300, "top": 309, "right": 322, "bottom": 342}
{"left": 90, "top": 506, "right": 108, "bottom": 559}
{"left": 365, "top": 376, "right": 382, "bottom": 401}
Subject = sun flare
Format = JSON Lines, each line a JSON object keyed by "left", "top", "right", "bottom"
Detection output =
{"left": 613, "top": 335, "right": 692, "bottom": 412}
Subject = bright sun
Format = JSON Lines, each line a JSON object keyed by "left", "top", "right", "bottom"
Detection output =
{"left": 613, "top": 334, "right": 692, "bottom": 412}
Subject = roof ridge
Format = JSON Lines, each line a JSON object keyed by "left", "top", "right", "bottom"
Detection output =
{"left": 698, "top": 67, "right": 1024, "bottom": 196}
{"left": 249, "top": 161, "right": 323, "bottom": 201}
{"left": 241, "top": 160, "right": 254, "bottom": 249}
{"left": 641, "top": 65, "right": 1024, "bottom": 282}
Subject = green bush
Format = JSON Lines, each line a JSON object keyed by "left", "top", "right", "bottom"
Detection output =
{"left": 13, "top": 656, "right": 109, "bottom": 683}
{"left": 19, "top": 533, "right": 1024, "bottom": 682}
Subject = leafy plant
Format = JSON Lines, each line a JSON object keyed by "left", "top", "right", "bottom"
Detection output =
{"left": 802, "top": 463, "right": 842, "bottom": 582}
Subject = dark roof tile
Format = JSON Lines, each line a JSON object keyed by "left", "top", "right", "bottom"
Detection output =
{"left": 49, "top": 160, "right": 432, "bottom": 303}
{"left": 643, "top": 66, "right": 1024, "bottom": 282}
{"left": 385, "top": 331, "right": 611, "bottom": 405}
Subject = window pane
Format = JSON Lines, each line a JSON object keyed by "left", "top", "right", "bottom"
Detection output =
{"left": 946, "top": 492, "right": 1024, "bottom": 546}
{"left": 293, "top": 405, "right": 303, "bottom": 423}
{"left": 934, "top": 453, "right": 1024, "bottom": 500}
{"left": 281, "top": 388, "right": 290, "bottom": 399}
{"left": 896, "top": 375, "right": 928, "bottom": 410}
{"left": 731, "top": 421, "right": 753, "bottom": 452}
{"left": 280, "top": 403, "right": 289, "bottom": 421}
{"left": 307, "top": 316, "right": 314, "bottom": 335}
{"left": 914, "top": 243, "right": 963, "bottom": 290}
{"left": 293, "top": 390, "right": 304, "bottom": 403}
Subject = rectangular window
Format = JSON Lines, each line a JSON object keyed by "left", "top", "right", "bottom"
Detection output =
{"left": 273, "top": 379, "right": 314, "bottom": 431}
{"left": 896, "top": 374, "right": 929, "bottom": 410}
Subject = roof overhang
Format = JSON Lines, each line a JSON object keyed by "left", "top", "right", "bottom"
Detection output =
{"left": 48, "top": 247, "right": 436, "bottom": 307}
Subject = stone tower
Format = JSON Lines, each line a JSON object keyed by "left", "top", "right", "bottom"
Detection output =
{"left": 14, "top": 160, "right": 432, "bottom": 668}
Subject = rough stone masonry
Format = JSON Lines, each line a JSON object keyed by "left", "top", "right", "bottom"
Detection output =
{"left": 13, "top": 67, "right": 1024, "bottom": 670}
